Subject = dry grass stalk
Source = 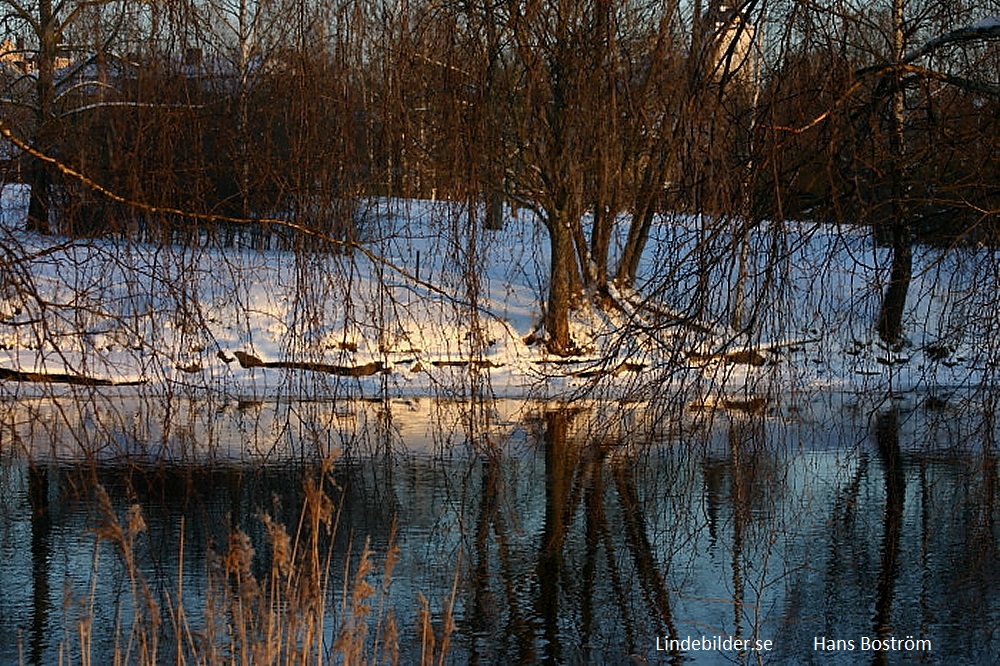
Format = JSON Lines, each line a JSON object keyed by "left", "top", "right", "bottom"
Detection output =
{"left": 334, "top": 536, "right": 376, "bottom": 663}
{"left": 417, "top": 594, "right": 435, "bottom": 666}
{"left": 90, "top": 484, "right": 161, "bottom": 665}
{"left": 416, "top": 572, "right": 459, "bottom": 666}
{"left": 372, "top": 522, "right": 400, "bottom": 664}
{"left": 47, "top": 459, "right": 437, "bottom": 666}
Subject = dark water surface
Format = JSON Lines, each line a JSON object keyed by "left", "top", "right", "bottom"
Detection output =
{"left": 0, "top": 396, "right": 997, "bottom": 664}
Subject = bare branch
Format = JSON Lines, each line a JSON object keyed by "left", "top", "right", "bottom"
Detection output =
{"left": 2, "top": 0, "right": 42, "bottom": 35}
{"left": 58, "top": 100, "right": 211, "bottom": 117}
{"left": 774, "top": 18, "right": 1000, "bottom": 135}
{"left": 903, "top": 17, "right": 1000, "bottom": 63}
{"left": 0, "top": 113, "right": 497, "bottom": 320}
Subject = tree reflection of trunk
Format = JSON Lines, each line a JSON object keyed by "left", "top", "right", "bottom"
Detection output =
{"left": 228, "top": 467, "right": 244, "bottom": 535}
{"left": 580, "top": 452, "right": 602, "bottom": 652}
{"left": 580, "top": 448, "right": 641, "bottom": 656}
{"left": 970, "top": 440, "right": 997, "bottom": 607}
{"left": 728, "top": 422, "right": 747, "bottom": 656}
{"left": 918, "top": 457, "right": 931, "bottom": 638}
{"left": 612, "top": 461, "right": 683, "bottom": 666}
{"left": 472, "top": 453, "right": 535, "bottom": 664}
{"left": 585, "top": 447, "right": 645, "bottom": 656}
{"left": 535, "top": 408, "right": 683, "bottom": 664}
{"left": 536, "top": 410, "right": 577, "bottom": 664}
{"left": 872, "top": 408, "right": 906, "bottom": 666}
{"left": 824, "top": 447, "right": 870, "bottom": 633}
{"left": 975, "top": 398, "right": 996, "bottom": 555}
{"left": 472, "top": 457, "right": 497, "bottom": 649}
{"left": 981, "top": 451, "right": 997, "bottom": 550}
{"left": 29, "top": 463, "right": 52, "bottom": 666}
{"left": 703, "top": 460, "right": 725, "bottom": 545}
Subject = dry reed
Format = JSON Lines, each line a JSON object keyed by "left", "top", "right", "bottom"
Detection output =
{"left": 40, "top": 459, "right": 450, "bottom": 666}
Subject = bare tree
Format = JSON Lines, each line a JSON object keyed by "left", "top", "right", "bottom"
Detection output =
{"left": 0, "top": 0, "right": 140, "bottom": 233}
{"left": 436, "top": 0, "right": 696, "bottom": 354}
{"left": 763, "top": 0, "right": 1000, "bottom": 345}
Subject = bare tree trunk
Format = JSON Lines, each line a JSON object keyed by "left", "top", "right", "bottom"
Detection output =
{"left": 877, "top": 222, "right": 912, "bottom": 345}
{"left": 26, "top": 157, "right": 52, "bottom": 234}
{"left": 614, "top": 164, "right": 663, "bottom": 289}
{"left": 876, "top": 0, "right": 911, "bottom": 345}
{"left": 26, "top": 0, "right": 57, "bottom": 234}
{"left": 546, "top": 208, "right": 582, "bottom": 355}
{"left": 237, "top": 0, "right": 252, "bottom": 222}
{"left": 587, "top": 0, "right": 618, "bottom": 288}
{"left": 484, "top": 190, "right": 505, "bottom": 231}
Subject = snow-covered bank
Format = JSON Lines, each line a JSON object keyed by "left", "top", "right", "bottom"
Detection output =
{"left": 1, "top": 184, "right": 997, "bottom": 405}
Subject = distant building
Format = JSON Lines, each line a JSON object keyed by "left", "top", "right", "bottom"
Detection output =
{"left": 0, "top": 37, "right": 74, "bottom": 74}
{"left": 0, "top": 38, "right": 29, "bottom": 73}
{"left": 702, "top": 2, "right": 759, "bottom": 90}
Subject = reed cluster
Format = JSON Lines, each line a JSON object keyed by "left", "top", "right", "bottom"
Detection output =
{"left": 44, "top": 459, "right": 454, "bottom": 666}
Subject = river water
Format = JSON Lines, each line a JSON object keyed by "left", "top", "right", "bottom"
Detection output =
{"left": 0, "top": 394, "right": 997, "bottom": 664}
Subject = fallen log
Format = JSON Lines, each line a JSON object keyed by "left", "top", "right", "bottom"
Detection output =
{"left": 430, "top": 359, "right": 504, "bottom": 368}
{"left": 233, "top": 351, "right": 384, "bottom": 376}
{"left": 0, "top": 367, "right": 144, "bottom": 386}
{"left": 688, "top": 349, "right": 767, "bottom": 366}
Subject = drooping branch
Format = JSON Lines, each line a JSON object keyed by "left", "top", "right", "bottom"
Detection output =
{"left": 892, "top": 62, "right": 1000, "bottom": 97}
{"left": 773, "top": 17, "right": 1000, "bottom": 135}
{"left": 0, "top": 115, "right": 519, "bottom": 333}
{"left": 902, "top": 17, "right": 1000, "bottom": 63}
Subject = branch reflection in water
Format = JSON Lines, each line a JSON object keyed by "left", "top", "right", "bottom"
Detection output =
{"left": 0, "top": 395, "right": 997, "bottom": 664}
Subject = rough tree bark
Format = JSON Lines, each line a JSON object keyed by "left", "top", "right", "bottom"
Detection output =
{"left": 24, "top": 0, "right": 58, "bottom": 234}
{"left": 876, "top": 0, "right": 911, "bottom": 346}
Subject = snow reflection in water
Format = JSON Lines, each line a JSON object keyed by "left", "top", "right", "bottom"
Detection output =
{"left": 0, "top": 396, "right": 997, "bottom": 664}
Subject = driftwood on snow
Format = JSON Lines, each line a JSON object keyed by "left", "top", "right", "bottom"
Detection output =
{"left": 233, "top": 351, "right": 385, "bottom": 376}
{"left": 0, "top": 367, "right": 145, "bottom": 386}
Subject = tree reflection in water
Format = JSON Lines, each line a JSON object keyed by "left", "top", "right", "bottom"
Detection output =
{"left": 1, "top": 399, "right": 999, "bottom": 664}
{"left": 465, "top": 407, "right": 685, "bottom": 664}
{"left": 873, "top": 408, "right": 905, "bottom": 666}
{"left": 28, "top": 463, "right": 51, "bottom": 666}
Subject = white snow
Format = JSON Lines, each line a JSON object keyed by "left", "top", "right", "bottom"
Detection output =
{"left": 970, "top": 16, "right": 1000, "bottom": 30}
{"left": 0, "top": 183, "right": 995, "bottom": 405}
